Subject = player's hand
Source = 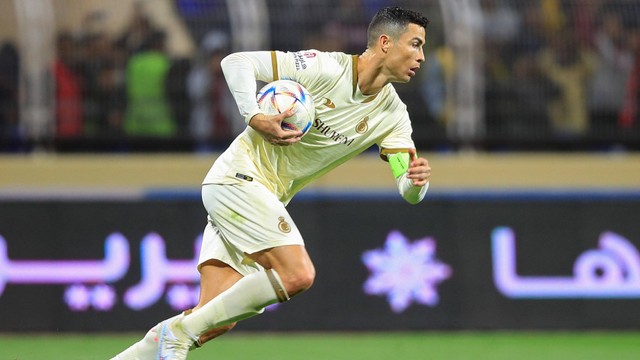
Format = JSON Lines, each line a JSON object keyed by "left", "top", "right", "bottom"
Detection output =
{"left": 248, "top": 110, "right": 304, "bottom": 146}
{"left": 407, "top": 148, "right": 431, "bottom": 186}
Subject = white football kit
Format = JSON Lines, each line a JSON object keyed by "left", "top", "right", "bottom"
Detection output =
{"left": 199, "top": 50, "right": 426, "bottom": 274}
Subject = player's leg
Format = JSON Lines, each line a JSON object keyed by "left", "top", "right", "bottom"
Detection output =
{"left": 193, "top": 232, "right": 314, "bottom": 346}
{"left": 110, "top": 259, "right": 242, "bottom": 359}
{"left": 197, "top": 180, "right": 315, "bottom": 301}
{"left": 182, "top": 243, "right": 314, "bottom": 332}
{"left": 171, "top": 243, "right": 314, "bottom": 353}
{"left": 156, "top": 182, "right": 314, "bottom": 358}
{"left": 111, "top": 224, "right": 242, "bottom": 359}
{"left": 185, "top": 246, "right": 314, "bottom": 349}
{"left": 191, "top": 258, "right": 243, "bottom": 346}
{"left": 157, "top": 255, "right": 311, "bottom": 358}
{"left": 156, "top": 245, "right": 315, "bottom": 358}
{"left": 246, "top": 243, "right": 316, "bottom": 298}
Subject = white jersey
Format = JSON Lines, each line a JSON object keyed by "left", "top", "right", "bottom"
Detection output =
{"left": 203, "top": 50, "right": 416, "bottom": 204}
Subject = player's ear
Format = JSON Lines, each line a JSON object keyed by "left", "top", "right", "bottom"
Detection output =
{"left": 379, "top": 34, "right": 392, "bottom": 54}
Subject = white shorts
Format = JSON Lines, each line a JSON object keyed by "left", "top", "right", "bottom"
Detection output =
{"left": 197, "top": 182, "right": 304, "bottom": 275}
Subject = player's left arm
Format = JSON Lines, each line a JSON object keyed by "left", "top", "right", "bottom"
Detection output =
{"left": 379, "top": 99, "right": 430, "bottom": 204}
{"left": 386, "top": 148, "right": 430, "bottom": 205}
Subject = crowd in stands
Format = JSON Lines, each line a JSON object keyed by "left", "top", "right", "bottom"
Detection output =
{"left": 474, "top": 0, "right": 640, "bottom": 148}
{"left": 1, "top": 1, "right": 242, "bottom": 152}
{"left": 0, "top": 0, "right": 639, "bottom": 152}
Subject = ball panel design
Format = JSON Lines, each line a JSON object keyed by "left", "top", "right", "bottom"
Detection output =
{"left": 257, "top": 80, "right": 315, "bottom": 136}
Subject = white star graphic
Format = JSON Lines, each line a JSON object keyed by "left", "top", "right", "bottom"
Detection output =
{"left": 362, "top": 230, "right": 452, "bottom": 313}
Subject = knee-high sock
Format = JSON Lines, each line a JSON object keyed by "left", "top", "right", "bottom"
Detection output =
{"left": 181, "top": 270, "right": 282, "bottom": 337}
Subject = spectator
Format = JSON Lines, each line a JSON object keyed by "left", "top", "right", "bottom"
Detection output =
{"left": 167, "top": 57, "right": 192, "bottom": 139}
{"left": 540, "top": 0, "right": 565, "bottom": 35}
{"left": 53, "top": 33, "right": 84, "bottom": 139}
{"left": 95, "top": 59, "right": 126, "bottom": 138}
{"left": 116, "top": 1, "right": 157, "bottom": 57}
{"left": 187, "top": 31, "right": 242, "bottom": 150}
{"left": 537, "top": 29, "right": 597, "bottom": 137}
{"left": 566, "top": 0, "right": 602, "bottom": 48}
{"left": 506, "top": 55, "right": 558, "bottom": 137}
{"left": 588, "top": 9, "right": 633, "bottom": 136}
{"left": 481, "top": 0, "right": 521, "bottom": 47}
{"left": 421, "top": 43, "right": 455, "bottom": 125}
{"left": 511, "top": 3, "right": 546, "bottom": 58}
{"left": 79, "top": 32, "right": 119, "bottom": 136}
{"left": 124, "top": 30, "right": 176, "bottom": 138}
{"left": 619, "top": 26, "right": 640, "bottom": 132}
{"left": 0, "top": 42, "right": 20, "bottom": 147}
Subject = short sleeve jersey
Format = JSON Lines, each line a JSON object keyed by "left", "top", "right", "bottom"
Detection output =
{"left": 203, "top": 50, "right": 416, "bottom": 204}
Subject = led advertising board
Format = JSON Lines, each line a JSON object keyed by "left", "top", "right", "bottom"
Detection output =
{"left": 1, "top": 195, "right": 639, "bottom": 331}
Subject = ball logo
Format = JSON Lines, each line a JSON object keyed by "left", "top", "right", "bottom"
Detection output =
{"left": 278, "top": 217, "right": 291, "bottom": 233}
{"left": 356, "top": 117, "right": 369, "bottom": 134}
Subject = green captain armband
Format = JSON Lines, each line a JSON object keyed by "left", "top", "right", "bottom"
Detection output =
{"left": 388, "top": 152, "right": 411, "bottom": 179}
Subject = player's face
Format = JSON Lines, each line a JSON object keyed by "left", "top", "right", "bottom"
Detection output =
{"left": 386, "top": 23, "right": 426, "bottom": 83}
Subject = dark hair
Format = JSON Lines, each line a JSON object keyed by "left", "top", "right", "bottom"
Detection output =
{"left": 367, "top": 7, "right": 430, "bottom": 47}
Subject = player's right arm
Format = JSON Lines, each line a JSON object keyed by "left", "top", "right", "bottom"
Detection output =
{"left": 221, "top": 52, "right": 302, "bottom": 145}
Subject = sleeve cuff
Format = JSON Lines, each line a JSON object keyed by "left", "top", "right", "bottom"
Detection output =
{"left": 244, "top": 110, "right": 261, "bottom": 125}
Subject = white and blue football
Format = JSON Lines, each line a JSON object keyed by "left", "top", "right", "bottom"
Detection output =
{"left": 256, "top": 80, "right": 315, "bottom": 135}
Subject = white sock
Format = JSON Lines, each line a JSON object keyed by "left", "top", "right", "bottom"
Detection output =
{"left": 181, "top": 271, "right": 280, "bottom": 336}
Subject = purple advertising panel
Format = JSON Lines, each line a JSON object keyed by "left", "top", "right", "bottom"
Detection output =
{"left": 0, "top": 193, "right": 639, "bottom": 331}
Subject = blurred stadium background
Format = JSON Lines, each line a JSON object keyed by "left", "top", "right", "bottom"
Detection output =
{"left": 0, "top": 0, "right": 639, "bottom": 151}
{"left": 1, "top": 0, "right": 640, "bottom": 359}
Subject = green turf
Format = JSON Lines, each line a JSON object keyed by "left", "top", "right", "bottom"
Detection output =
{"left": 0, "top": 332, "right": 638, "bottom": 360}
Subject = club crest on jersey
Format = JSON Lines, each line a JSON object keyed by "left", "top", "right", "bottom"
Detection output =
{"left": 278, "top": 216, "right": 291, "bottom": 233}
{"left": 356, "top": 116, "right": 369, "bottom": 134}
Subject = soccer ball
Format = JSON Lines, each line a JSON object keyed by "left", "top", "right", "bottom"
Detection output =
{"left": 256, "top": 80, "right": 315, "bottom": 135}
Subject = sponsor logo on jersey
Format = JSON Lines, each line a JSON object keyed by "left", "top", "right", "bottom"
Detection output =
{"left": 235, "top": 173, "right": 254, "bottom": 182}
{"left": 313, "top": 118, "right": 355, "bottom": 146}
{"left": 293, "top": 51, "right": 318, "bottom": 71}
{"left": 323, "top": 98, "right": 336, "bottom": 108}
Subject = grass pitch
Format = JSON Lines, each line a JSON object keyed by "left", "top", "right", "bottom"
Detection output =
{"left": 1, "top": 331, "right": 638, "bottom": 360}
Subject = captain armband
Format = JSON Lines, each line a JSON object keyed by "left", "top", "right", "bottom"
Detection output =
{"left": 388, "top": 152, "right": 412, "bottom": 179}
{"left": 387, "top": 152, "right": 429, "bottom": 205}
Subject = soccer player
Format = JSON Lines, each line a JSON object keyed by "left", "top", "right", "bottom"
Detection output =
{"left": 112, "top": 6, "right": 431, "bottom": 360}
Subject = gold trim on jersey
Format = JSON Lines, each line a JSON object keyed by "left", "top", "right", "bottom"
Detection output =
{"left": 271, "top": 51, "right": 279, "bottom": 80}
{"left": 352, "top": 55, "right": 358, "bottom": 96}
{"left": 379, "top": 148, "right": 412, "bottom": 161}
{"left": 363, "top": 94, "right": 378, "bottom": 103}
